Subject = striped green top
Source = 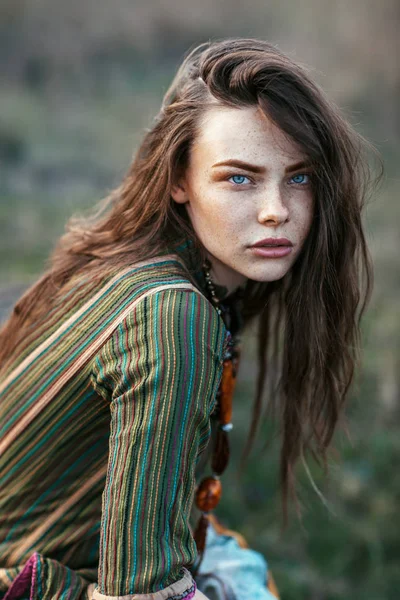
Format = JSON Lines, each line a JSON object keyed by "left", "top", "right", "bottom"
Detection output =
{"left": 0, "top": 246, "right": 229, "bottom": 599}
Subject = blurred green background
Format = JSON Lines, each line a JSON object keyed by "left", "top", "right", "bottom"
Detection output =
{"left": 0, "top": 1, "right": 399, "bottom": 598}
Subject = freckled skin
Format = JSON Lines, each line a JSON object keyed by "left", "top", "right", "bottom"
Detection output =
{"left": 171, "top": 105, "right": 314, "bottom": 294}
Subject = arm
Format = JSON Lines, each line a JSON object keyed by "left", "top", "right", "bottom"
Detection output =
{"left": 91, "top": 287, "right": 226, "bottom": 596}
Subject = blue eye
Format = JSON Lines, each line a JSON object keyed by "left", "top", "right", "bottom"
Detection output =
{"left": 290, "top": 173, "right": 311, "bottom": 185}
{"left": 229, "top": 175, "right": 251, "bottom": 185}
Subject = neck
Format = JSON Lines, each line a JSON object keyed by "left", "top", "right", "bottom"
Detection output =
{"left": 206, "top": 253, "right": 247, "bottom": 298}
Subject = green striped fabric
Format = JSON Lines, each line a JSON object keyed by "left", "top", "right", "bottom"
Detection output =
{"left": 0, "top": 251, "right": 228, "bottom": 599}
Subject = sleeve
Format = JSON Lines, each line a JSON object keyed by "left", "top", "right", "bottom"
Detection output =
{"left": 90, "top": 287, "right": 227, "bottom": 596}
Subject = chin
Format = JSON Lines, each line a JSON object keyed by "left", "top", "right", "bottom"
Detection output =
{"left": 241, "top": 262, "right": 292, "bottom": 283}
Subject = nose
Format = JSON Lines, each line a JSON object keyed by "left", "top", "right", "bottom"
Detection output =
{"left": 257, "top": 184, "right": 289, "bottom": 226}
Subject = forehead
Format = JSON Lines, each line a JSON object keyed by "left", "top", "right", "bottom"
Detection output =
{"left": 192, "top": 105, "right": 306, "bottom": 165}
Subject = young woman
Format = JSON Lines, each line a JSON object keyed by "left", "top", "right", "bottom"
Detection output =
{"left": 0, "top": 38, "right": 380, "bottom": 600}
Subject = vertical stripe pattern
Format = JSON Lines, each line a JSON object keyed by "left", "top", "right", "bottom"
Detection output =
{"left": 0, "top": 253, "right": 227, "bottom": 599}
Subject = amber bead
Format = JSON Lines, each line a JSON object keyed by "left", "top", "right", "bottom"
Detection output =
{"left": 219, "top": 360, "right": 236, "bottom": 424}
{"left": 195, "top": 476, "right": 222, "bottom": 512}
{"left": 193, "top": 513, "right": 209, "bottom": 555}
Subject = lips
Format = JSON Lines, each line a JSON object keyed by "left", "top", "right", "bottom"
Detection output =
{"left": 249, "top": 237, "right": 293, "bottom": 258}
{"left": 250, "top": 238, "right": 293, "bottom": 248}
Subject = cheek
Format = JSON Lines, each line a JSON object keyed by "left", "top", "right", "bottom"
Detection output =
{"left": 189, "top": 197, "right": 245, "bottom": 252}
{"left": 189, "top": 184, "right": 237, "bottom": 228}
{"left": 293, "top": 198, "right": 314, "bottom": 240}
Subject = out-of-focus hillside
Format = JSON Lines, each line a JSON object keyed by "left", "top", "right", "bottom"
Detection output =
{"left": 0, "top": 2, "right": 399, "bottom": 598}
{"left": 1, "top": 0, "right": 399, "bottom": 140}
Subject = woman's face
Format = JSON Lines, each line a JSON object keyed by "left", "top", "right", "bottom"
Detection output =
{"left": 171, "top": 105, "right": 315, "bottom": 293}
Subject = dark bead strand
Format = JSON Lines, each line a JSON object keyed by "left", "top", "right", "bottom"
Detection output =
{"left": 211, "top": 429, "right": 230, "bottom": 475}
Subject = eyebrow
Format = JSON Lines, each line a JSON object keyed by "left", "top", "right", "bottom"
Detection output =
{"left": 211, "top": 159, "right": 313, "bottom": 174}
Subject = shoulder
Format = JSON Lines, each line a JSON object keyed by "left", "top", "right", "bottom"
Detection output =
{"left": 91, "top": 253, "right": 198, "bottom": 308}
{"left": 91, "top": 271, "right": 228, "bottom": 401}
{"left": 91, "top": 255, "right": 228, "bottom": 362}
{"left": 62, "top": 253, "right": 199, "bottom": 324}
{"left": 108, "top": 282, "right": 228, "bottom": 357}
{"left": 128, "top": 285, "right": 227, "bottom": 353}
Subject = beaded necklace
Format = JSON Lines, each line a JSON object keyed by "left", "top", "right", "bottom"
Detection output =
{"left": 192, "top": 258, "right": 242, "bottom": 573}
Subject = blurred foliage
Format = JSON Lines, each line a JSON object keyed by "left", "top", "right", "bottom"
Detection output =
{"left": 0, "top": 1, "right": 399, "bottom": 598}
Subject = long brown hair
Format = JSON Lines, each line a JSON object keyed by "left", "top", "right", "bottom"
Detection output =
{"left": 0, "top": 38, "right": 382, "bottom": 515}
